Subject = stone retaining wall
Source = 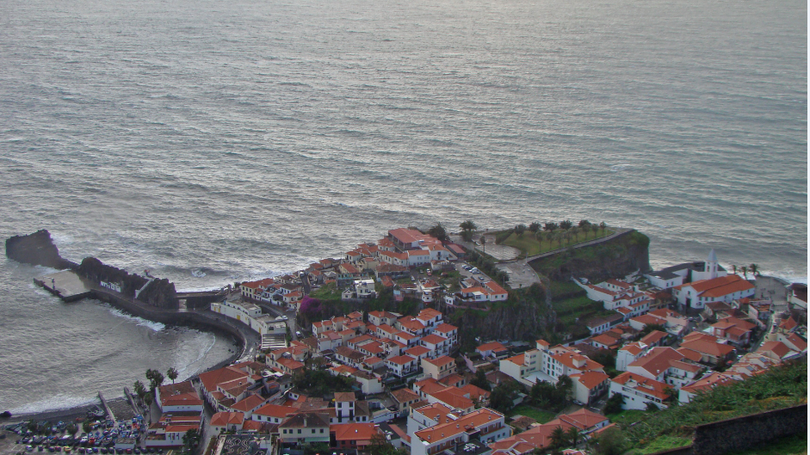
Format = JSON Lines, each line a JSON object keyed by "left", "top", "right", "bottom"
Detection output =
{"left": 692, "top": 404, "right": 806, "bottom": 455}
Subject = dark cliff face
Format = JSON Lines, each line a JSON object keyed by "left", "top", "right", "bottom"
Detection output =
{"left": 450, "top": 284, "right": 554, "bottom": 347}
{"left": 78, "top": 257, "right": 178, "bottom": 310}
{"left": 6, "top": 230, "right": 178, "bottom": 310}
{"left": 530, "top": 231, "right": 651, "bottom": 284}
{"left": 5, "top": 229, "right": 75, "bottom": 269}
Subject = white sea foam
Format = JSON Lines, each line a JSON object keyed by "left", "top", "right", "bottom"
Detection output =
{"left": 180, "top": 333, "right": 218, "bottom": 378}
{"left": 610, "top": 164, "right": 633, "bottom": 172}
{"left": 10, "top": 394, "right": 97, "bottom": 415}
{"left": 191, "top": 268, "right": 207, "bottom": 278}
{"left": 106, "top": 306, "right": 165, "bottom": 332}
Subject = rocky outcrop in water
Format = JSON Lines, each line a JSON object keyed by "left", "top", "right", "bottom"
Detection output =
{"left": 78, "top": 257, "right": 178, "bottom": 309}
{"left": 7, "top": 230, "right": 178, "bottom": 310}
{"left": 5, "top": 229, "right": 76, "bottom": 270}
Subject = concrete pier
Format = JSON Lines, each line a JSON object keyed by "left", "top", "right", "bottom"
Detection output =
{"left": 34, "top": 270, "right": 92, "bottom": 302}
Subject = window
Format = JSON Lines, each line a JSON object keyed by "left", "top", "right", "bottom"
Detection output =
{"left": 298, "top": 429, "right": 302, "bottom": 434}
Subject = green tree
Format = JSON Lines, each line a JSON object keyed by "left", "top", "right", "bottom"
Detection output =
{"left": 82, "top": 421, "right": 92, "bottom": 433}
{"left": 480, "top": 235, "right": 486, "bottom": 254}
{"left": 369, "top": 431, "right": 409, "bottom": 455}
{"left": 550, "top": 426, "right": 566, "bottom": 449}
{"left": 599, "top": 221, "right": 607, "bottom": 234}
{"left": 555, "top": 375, "right": 573, "bottom": 403}
{"left": 460, "top": 220, "right": 477, "bottom": 241}
{"left": 515, "top": 224, "right": 527, "bottom": 236}
{"left": 528, "top": 222, "right": 541, "bottom": 233}
{"left": 591, "top": 223, "right": 599, "bottom": 238}
{"left": 560, "top": 220, "right": 573, "bottom": 231}
{"left": 543, "top": 222, "right": 559, "bottom": 233}
{"left": 182, "top": 428, "right": 200, "bottom": 454}
{"left": 590, "top": 427, "right": 627, "bottom": 455}
{"left": 428, "top": 223, "right": 448, "bottom": 242}
{"left": 566, "top": 426, "right": 580, "bottom": 448}
{"left": 740, "top": 265, "right": 749, "bottom": 279}
{"left": 732, "top": 264, "right": 738, "bottom": 275}
{"left": 133, "top": 380, "right": 146, "bottom": 398}
{"left": 749, "top": 263, "right": 760, "bottom": 277}
{"left": 167, "top": 367, "right": 179, "bottom": 384}
{"left": 146, "top": 369, "right": 165, "bottom": 391}
{"left": 489, "top": 382, "right": 520, "bottom": 412}
{"left": 604, "top": 393, "right": 624, "bottom": 415}
{"left": 471, "top": 369, "right": 492, "bottom": 391}
{"left": 578, "top": 219, "right": 591, "bottom": 229}
{"left": 645, "top": 401, "right": 660, "bottom": 412}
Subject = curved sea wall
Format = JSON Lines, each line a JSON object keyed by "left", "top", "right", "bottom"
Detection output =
{"left": 89, "top": 287, "right": 249, "bottom": 357}
{"left": 6, "top": 230, "right": 251, "bottom": 362}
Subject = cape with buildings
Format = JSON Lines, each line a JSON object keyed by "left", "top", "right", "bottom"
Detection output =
{"left": 4, "top": 227, "right": 807, "bottom": 455}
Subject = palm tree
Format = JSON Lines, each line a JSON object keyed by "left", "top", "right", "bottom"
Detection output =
{"left": 732, "top": 264, "right": 738, "bottom": 275}
{"left": 599, "top": 221, "right": 607, "bottom": 234}
{"left": 550, "top": 426, "right": 566, "bottom": 449}
{"left": 749, "top": 263, "right": 760, "bottom": 277}
{"left": 133, "top": 380, "right": 146, "bottom": 399}
{"left": 167, "top": 367, "right": 179, "bottom": 384}
{"left": 560, "top": 220, "right": 573, "bottom": 230}
{"left": 740, "top": 265, "right": 749, "bottom": 280}
{"left": 544, "top": 221, "right": 559, "bottom": 234}
{"left": 480, "top": 235, "right": 486, "bottom": 254}
{"left": 566, "top": 427, "right": 580, "bottom": 447}
{"left": 591, "top": 223, "right": 599, "bottom": 238}
{"left": 571, "top": 226, "right": 580, "bottom": 242}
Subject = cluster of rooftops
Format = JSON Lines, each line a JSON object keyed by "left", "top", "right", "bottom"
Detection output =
{"left": 187, "top": 233, "right": 807, "bottom": 455}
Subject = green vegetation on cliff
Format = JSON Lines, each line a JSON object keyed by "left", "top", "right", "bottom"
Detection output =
{"left": 450, "top": 283, "right": 554, "bottom": 351}
{"left": 615, "top": 360, "right": 806, "bottom": 454}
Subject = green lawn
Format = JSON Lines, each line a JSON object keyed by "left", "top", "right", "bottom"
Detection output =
{"left": 501, "top": 229, "right": 613, "bottom": 257}
{"left": 508, "top": 405, "right": 556, "bottom": 424}
{"left": 309, "top": 282, "right": 341, "bottom": 300}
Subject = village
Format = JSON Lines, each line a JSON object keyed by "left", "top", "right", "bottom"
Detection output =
{"left": 8, "top": 227, "right": 808, "bottom": 455}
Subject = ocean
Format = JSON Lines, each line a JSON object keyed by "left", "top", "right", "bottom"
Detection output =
{"left": 0, "top": 0, "right": 805, "bottom": 413}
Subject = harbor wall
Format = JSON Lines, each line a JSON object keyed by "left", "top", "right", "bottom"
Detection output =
{"left": 89, "top": 288, "right": 250, "bottom": 360}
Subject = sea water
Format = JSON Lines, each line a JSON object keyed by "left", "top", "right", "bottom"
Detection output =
{"left": 0, "top": 0, "right": 805, "bottom": 412}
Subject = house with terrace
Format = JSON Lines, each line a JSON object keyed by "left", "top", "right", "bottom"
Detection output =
{"left": 411, "top": 408, "right": 510, "bottom": 455}
{"left": 609, "top": 372, "right": 672, "bottom": 410}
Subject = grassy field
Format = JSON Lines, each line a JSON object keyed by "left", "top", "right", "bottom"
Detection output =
{"left": 552, "top": 295, "right": 615, "bottom": 337}
{"left": 499, "top": 228, "right": 613, "bottom": 256}
{"left": 625, "top": 435, "right": 693, "bottom": 455}
{"left": 508, "top": 405, "right": 556, "bottom": 424}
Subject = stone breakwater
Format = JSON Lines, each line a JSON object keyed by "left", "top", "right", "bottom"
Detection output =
{"left": 7, "top": 230, "right": 256, "bottom": 367}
